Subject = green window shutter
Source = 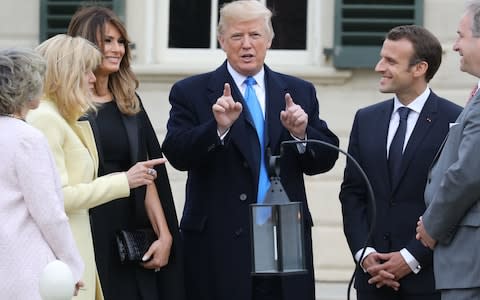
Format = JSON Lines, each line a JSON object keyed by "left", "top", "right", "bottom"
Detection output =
{"left": 333, "top": 0, "right": 424, "bottom": 69}
{"left": 39, "top": 0, "right": 125, "bottom": 43}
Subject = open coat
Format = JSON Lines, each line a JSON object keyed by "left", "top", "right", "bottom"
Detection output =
{"left": 28, "top": 100, "right": 130, "bottom": 300}
{"left": 87, "top": 98, "right": 185, "bottom": 300}
{"left": 162, "top": 61, "right": 339, "bottom": 300}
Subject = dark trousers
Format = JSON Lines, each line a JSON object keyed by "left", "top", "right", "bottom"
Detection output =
{"left": 357, "top": 288, "right": 440, "bottom": 300}
{"left": 252, "top": 277, "right": 282, "bottom": 300}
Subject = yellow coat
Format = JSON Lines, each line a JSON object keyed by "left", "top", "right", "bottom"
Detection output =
{"left": 27, "top": 100, "right": 130, "bottom": 300}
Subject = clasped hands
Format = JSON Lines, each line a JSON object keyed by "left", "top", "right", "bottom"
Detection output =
{"left": 362, "top": 251, "right": 411, "bottom": 291}
{"left": 212, "top": 83, "right": 307, "bottom": 138}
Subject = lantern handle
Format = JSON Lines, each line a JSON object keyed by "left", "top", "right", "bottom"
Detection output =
{"left": 266, "top": 147, "right": 281, "bottom": 178}
{"left": 280, "top": 139, "right": 376, "bottom": 300}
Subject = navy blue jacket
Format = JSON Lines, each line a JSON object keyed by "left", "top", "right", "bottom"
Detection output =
{"left": 340, "top": 91, "right": 462, "bottom": 294}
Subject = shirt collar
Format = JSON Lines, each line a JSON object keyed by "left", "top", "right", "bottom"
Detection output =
{"left": 392, "top": 86, "right": 430, "bottom": 115}
{"left": 227, "top": 62, "right": 265, "bottom": 90}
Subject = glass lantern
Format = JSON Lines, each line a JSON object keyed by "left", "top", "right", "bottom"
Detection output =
{"left": 250, "top": 176, "right": 307, "bottom": 275}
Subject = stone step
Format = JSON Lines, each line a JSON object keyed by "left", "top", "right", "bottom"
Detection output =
{"left": 316, "top": 281, "right": 357, "bottom": 300}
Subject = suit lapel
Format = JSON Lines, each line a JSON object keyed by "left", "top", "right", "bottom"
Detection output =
{"left": 121, "top": 113, "right": 139, "bottom": 164}
{"left": 85, "top": 114, "right": 104, "bottom": 172}
{"left": 264, "top": 65, "right": 288, "bottom": 154}
{"left": 392, "top": 92, "right": 437, "bottom": 192}
{"left": 376, "top": 102, "right": 394, "bottom": 189}
{"left": 74, "top": 119, "right": 99, "bottom": 178}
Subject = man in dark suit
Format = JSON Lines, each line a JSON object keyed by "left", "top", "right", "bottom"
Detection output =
{"left": 339, "top": 25, "right": 462, "bottom": 300}
{"left": 416, "top": 2, "right": 480, "bottom": 299}
{"left": 162, "top": 1, "right": 339, "bottom": 300}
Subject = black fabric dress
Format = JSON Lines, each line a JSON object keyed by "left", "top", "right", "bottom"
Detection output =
{"left": 88, "top": 100, "right": 185, "bottom": 300}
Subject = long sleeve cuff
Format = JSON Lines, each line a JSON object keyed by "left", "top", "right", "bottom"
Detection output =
{"left": 400, "top": 248, "right": 421, "bottom": 274}
{"left": 217, "top": 128, "right": 230, "bottom": 144}
{"left": 355, "top": 247, "right": 376, "bottom": 272}
{"left": 291, "top": 133, "right": 307, "bottom": 153}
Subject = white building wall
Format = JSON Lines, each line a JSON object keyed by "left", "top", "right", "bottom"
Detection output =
{"left": 0, "top": 0, "right": 40, "bottom": 48}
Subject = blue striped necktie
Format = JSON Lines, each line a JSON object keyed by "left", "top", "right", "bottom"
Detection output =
{"left": 244, "top": 76, "right": 270, "bottom": 204}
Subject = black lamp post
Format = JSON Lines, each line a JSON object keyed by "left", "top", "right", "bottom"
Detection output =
{"left": 250, "top": 152, "right": 307, "bottom": 275}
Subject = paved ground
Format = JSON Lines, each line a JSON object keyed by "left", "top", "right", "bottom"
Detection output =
{"left": 316, "top": 281, "right": 357, "bottom": 300}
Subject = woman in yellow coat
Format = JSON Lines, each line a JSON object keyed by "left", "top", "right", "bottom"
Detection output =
{"left": 28, "top": 34, "right": 165, "bottom": 300}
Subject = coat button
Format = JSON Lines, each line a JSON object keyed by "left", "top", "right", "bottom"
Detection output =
{"left": 242, "top": 161, "right": 249, "bottom": 168}
{"left": 234, "top": 228, "right": 244, "bottom": 237}
{"left": 239, "top": 193, "right": 247, "bottom": 201}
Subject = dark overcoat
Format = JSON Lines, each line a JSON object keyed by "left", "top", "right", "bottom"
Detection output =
{"left": 88, "top": 98, "right": 185, "bottom": 300}
{"left": 162, "top": 61, "right": 339, "bottom": 300}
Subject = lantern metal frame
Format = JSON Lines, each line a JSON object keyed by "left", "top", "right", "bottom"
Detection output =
{"left": 250, "top": 152, "right": 307, "bottom": 276}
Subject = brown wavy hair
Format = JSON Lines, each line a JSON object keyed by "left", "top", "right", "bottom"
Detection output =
{"left": 67, "top": 6, "right": 140, "bottom": 115}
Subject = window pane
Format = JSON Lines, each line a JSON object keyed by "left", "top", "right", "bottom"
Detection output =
{"left": 167, "top": 0, "right": 307, "bottom": 50}
{"left": 268, "top": 0, "right": 307, "bottom": 50}
{"left": 168, "top": 0, "right": 211, "bottom": 48}
{"left": 344, "top": 0, "right": 414, "bottom": 3}
{"left": 40, "top": 0, "right": 117, "bottom": 42}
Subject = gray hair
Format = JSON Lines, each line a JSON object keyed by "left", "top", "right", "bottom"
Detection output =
{"left": 0, "top": 48, "right": 46, "bottom": 114}
{"left": 217, "top": 0, "right": 274, "bottom": 42}
{"left": 466, "top": 0, "right": 480, "bottom": 37}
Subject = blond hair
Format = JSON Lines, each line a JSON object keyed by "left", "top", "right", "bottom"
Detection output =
{"left": 217, "top": 0, "right": 274, "bottom": 42}
{"left": 36, "top": 34, "right": 102, "bottom": 122}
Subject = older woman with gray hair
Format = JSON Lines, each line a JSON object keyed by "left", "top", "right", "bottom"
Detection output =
{"left": 0, "top": 47, "right": 84, "bottom": 299}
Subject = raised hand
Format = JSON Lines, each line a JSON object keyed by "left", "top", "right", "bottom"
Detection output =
{"left": 280, "top": 93, "right": 308, "bottom": 139}
{"left": 212, "top": 83, "right": 243, "bottom": 135}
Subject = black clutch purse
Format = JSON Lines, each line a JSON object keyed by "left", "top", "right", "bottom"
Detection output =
{"left": 115, "top": 228, "right": 157, "bottom": 263}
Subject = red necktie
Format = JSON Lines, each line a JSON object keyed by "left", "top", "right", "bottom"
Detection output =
{"left": 468, "top": 85, "right": 478, "bottom": 103}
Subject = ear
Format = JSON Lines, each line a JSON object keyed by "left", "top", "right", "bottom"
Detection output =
{"left": 413, "top": 61, "right": 428, "bottom": 78}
